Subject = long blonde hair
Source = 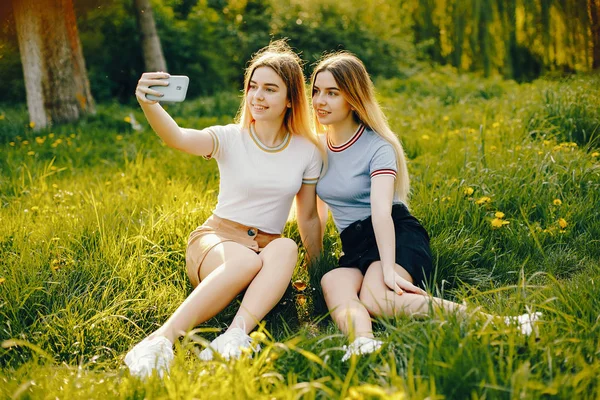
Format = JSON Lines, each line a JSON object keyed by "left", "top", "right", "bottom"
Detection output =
{"left": 237, "top": 40, "right": 324, "bottom": 161}
{"left": 311, "top": 52, "right": 410, "bottom": 205}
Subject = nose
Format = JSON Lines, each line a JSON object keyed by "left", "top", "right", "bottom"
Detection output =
{"left": 254, "top": 88, "right": 265, "bottom": 100}
{"left": 314, "top": 92, "right": 326, "bottom": 106}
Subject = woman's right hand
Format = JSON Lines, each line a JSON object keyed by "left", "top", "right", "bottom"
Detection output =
{"left": 383, "top": 267, "right": 427, "bottom": 296}
{"left": 135, "top": 72, "right": 170, "bottom": 105}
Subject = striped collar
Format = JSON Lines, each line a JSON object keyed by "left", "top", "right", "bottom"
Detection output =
{"left": 327, "top": 124, "right": 365, "bottom": 152}
{"left": 249, "top": 123, "right": 291, "bottom": 153}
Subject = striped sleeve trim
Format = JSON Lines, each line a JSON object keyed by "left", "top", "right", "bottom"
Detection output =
{"left": 302, "top": 177, "right": 319, "bottom": 185}
{"left": 370, "top": 169, "right": 397, "bottom": 178}
{"left": 202, "top": 129, "right": 219, "bottom": 160}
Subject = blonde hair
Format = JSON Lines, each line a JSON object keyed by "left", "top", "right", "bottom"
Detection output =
{"left": 311, "top": 52, "right": 410, "bottom": 205}
{"left": 236, "top": 40, "right": 324, "bottom": 162}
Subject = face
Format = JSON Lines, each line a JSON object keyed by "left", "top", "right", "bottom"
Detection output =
{"left": 312, "top": 70, "right": 354, "bottom": 126}
{"left": 246, "top": 66, "right": 290, "bottom": 122}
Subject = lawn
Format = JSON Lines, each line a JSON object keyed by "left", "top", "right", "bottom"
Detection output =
{"left": 1, "top": 70, "right": 599, "bottom": 399}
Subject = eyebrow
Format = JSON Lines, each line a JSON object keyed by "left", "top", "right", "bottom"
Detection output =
{"left": 313, "top": 85, "right": 340, "bottom": 91}
{"left": 250, "top": 80, "right": 280, "bottom": 88}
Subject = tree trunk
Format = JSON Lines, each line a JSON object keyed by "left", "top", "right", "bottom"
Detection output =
{"left": 590, "top": 0, "right": 600, "bottom": 69}
{"left": 12, "top": 0, "right": 95, "bottom": 129}
{"left": 134, "top": 0, "right": 167, "bottom": 72}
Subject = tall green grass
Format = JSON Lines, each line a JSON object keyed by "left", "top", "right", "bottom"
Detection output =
{"left": 1, "top": 72, "right": 599, "bottom": 399}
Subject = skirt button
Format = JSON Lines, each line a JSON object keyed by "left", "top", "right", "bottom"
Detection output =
{"left": 247, "top": 228, "right": 256, "bottom": 237}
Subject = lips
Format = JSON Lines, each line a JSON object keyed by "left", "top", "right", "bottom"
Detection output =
{"left": 316, "top": 109, "right": 330, "bottom": 116}
{"left": 252, "top": 104, "right": 268, "bottom": 111}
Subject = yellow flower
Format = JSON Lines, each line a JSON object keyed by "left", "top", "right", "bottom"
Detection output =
{"left": 50, "top": 166, "right": 57, "bottom": 171}
{"left": 31, "top": 206, "right": 39, "bottom": 212}
{"left": 492, "top": 122, "right": 500, "bottom": 128}
{"left": 0, "top": 114, "right": 5, "bottom": 120}
{"left": 558, "top": 218, "right": 568, "bottom": 229}
{"left": 35, "top": 136, "right": 45, "bottom": 144}
{"left": 515, "top": 145, "right": 522, "bottom": 151}
{"left": 490, "top": 145, "right": 497, "bottom": 151}
{"left": 22, "top": 140, "right": 29, "bottom": 145}
{"left": 250, "top": 331, "right": 266, "bottom": 342}
{"left": 116, "top": 135, "right": 123, "bottom": 141}
{"left": 49, "top": 133, "right": 54, "bottom": 138}
{"left": 475, "top": 196, "right": 491, "bottom": 205}
{"left": 0, "top": 277, "right": 5, "bottom": 284}
{"left": 491, "top": 218, "right": 510, "bottom": 228}
{"left": 553, "top": 199, "right": 562, "bottom": 206}
{"left": 592, "top": 152, "right": 600, "bottom": 158}
{"left": 421, "top": 134, "right": 430, "bottom": 140}
{"left": 9, "top": 142, "right": 15, "bottom": 146}
{"left": 124, "top": 116, "right": 131, "bottom": 123}
{"left": 27, "top": 151, "right": 35, "bottom": 156}
{"left": 463, "top": 187, "right": 474, "bottom": 196}
{"left": 543, "top": 140, "right": 551, "bottom": 146}
{"left": 29, "top": 121, "right": 35, "bottom": 128}
{"left": 494, "top": 211, "right": 505, "bottom": 219}
{"left": 441, "top": 196, "right": 452, "bottom": 202}
{"left": 443, "top": 116, "right": 449, "bottom": 121}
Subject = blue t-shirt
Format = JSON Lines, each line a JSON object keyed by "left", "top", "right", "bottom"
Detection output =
{"left": 316, "top": 124, "right": 399, "bottom": 232}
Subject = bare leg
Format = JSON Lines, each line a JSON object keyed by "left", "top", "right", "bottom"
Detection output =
{"left": 359, "top": 261, "right": 493, "bottom": 319}
{"left": 150, "top": 242, "right": 263, "bottom": 343}
{"left": 321, "top": 268, "right": 374, "bottom": 339}
{"left": 228, "top": 238, "right": 299, "bottom": 333}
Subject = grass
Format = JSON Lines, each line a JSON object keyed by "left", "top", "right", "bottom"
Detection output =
{"left": 1, "top": 71, "right": 599, "bottom": 399}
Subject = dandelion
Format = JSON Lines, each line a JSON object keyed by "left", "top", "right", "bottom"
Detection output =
{"left": 116, "top": 135, "right": 123, "bottom": 141}
{"left": 553, "top": 199, "right": 562, "bottom": 206}
{"left": 475, "top": 196, "right": 491, "bottom": 205}
{"left": 491, "top": 218, "right": 510, "bottom": 228}
{"left": 558, "top": 218, "right": 568, "bottom": 229}
{"left": 515, "top": 145, "right": 522, "bottom": 151}
{"left": 35, "top": 136, "right": 45, "bottom": 144}
{"left": 9, "top": 142, "right": 15, "bottom": 146}
{"left": 29, "top": 121, "right": 35, "bottom": 128}
{"left": 421, "top": 134, "right": 430, "bottom": 140}
{"left": 441, "top": 196, "right": 452, "bottom": 202}
{"left": 492, "top": 122, "right": 500, "bottom": 128}
{"left": 49, "top": 133, "right": 54, "bottom": 138}
{"left": 490, "top": 145, "right": 497, "bottom": 151}
{"left": 463, "top": 187, "right": 474, "bottom": 196}
{"left": 70, "top": 133, "right": 76, "bottom": 138}
{"left": 0, "top": 114, "right": 5, "bottom": 120}
{"left": 50, "top": 166, "right": 57, "bottom": 171}
{"left": 538, "top": 151, "right": 543, "bottom": 155}
{"left": 592, "top": 152, "right": 599, "bottom": 158}
{"left": 250, "top": 331, "right": 266, "bottom": 342}
{"left": 22, "top": 140, "right": 29, "bottom": 145}
{"left": 27, "top": 151, "right": 35, "bottom": 156}
{"left": 443, "top": 116, "right": 449, "bottom": 121}
{"left": 124, "top": 116, "right": 131, "bottom": 123}
{"left": 0, "top": 277, "right": 5, "bottom": 284}
{"left": 495, "top": 211, "right": 505, "bottom": 218}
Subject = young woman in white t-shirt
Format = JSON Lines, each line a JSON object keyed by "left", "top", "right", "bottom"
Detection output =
{"left": 311, "top": 52, "right": 541, "bottom": 361}
{"left": 124, "top": 41, "right": 324, "bottom": 378}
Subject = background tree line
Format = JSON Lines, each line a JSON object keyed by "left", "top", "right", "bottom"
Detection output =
{"left": 1, "top": 0, "right": 598, "bottom": 108}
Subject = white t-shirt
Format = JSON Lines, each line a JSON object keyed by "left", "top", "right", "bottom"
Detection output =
{"left": 205, "top": 124, "right": 322, "bottom": 234}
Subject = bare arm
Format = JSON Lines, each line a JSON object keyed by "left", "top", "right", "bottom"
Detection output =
{"left": 296, "top": 183, "right": 322, "bottom": 265}
{"left": 135, "top": 72, "right": 214, "bottom": 157}
{"left": 316, "top": 195, "right": 329, "bottom": 240}
{"left": 371, "top": 176, "right": 425, "bottom": 295}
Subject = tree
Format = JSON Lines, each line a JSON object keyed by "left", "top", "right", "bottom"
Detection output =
{"left": 12, "top": 0, "right": 95, "bottom": 129}
{"left": 134, "top": 0, "right": 167, "bottom": 72}
{"left": 591, "top": 0, "right": 600, "bottom": 69}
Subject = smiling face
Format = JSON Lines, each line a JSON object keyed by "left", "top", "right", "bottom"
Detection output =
{"left": 312, "top": 70, "right": 354, "bottom": 127}
{"left": 246, "top": 66, "right": 290, "bottom": 123}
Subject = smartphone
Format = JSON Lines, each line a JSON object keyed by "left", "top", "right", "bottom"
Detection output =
{"left": 146, "top": 75, "right": 189, "bottom": 102}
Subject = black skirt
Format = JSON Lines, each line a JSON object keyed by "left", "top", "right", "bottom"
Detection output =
{"left": 338, "top": 203, "right": 432, "bottom": 289}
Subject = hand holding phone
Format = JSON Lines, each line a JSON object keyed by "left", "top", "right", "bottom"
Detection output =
{"left": 135, "top": 73, "right": 190, "bottom": 104}
{"left": 146, "top": 75, "right": 189, "bottom": 102}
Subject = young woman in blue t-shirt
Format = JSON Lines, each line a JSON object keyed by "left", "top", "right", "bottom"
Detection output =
{"left": 311, "top": 52, "right": 540, "bottom": 360}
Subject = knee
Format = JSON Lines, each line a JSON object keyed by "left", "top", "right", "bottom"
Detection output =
{"left": 320, "top": 270, "right": 340, "bottom": 295}
{"left": 238, "top": 254, "right": 263, "bottom": 277}
{"left": 277, "top": 237, "right": 299, "bottom": 258}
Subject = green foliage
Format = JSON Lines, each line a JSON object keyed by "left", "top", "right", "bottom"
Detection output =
{"left": 1, "top": 73, "right": 600, "bottom": 398}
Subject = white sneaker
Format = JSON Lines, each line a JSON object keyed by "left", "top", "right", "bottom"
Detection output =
{"left": 124, "top": 336, "right": 174, "bottom": 379}
{"left": 198, "top": 327, "right": 260, "bottom": 361}
{"left": 504, "top": 312, "right": 542, "bottom": 336}
{"left": 341, "top": 337, "right": 383, "bottom": 362}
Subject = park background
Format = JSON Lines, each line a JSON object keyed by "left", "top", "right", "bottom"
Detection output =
{"left": 1, "top": 0, "right": 599, "bottom": 398}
